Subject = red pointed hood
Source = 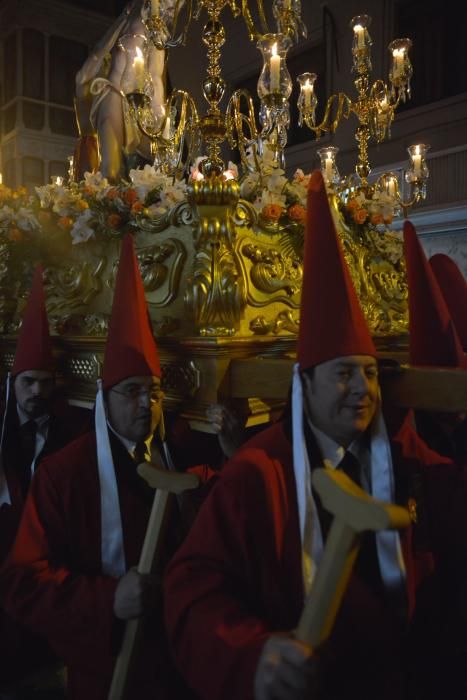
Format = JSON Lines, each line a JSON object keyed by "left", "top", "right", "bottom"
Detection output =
{"left": 102, "top": 234, "right": 161, "bottom": 389}
{"left": 297, "top": 170, "right": 376, "bottom": 370}
{"left": 429, "top": 253, "right": 467, "bottom": 352}
{"left": 12, "top": 266, "right": 54, "bottom": 376}
{"left": 403, "top": 221, "right": 466, "bottom": 368}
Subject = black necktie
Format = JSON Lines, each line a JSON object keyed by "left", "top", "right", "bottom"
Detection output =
{"left": 17, "top": 420, "right": 37, "bottom": 498}
{"left": 134, "top": 441, "right": 150, "bottom": 465}
{"left": 339, "top": 451, "right": 384, "bottom": 596}
{"left": 338, "top": 450, "right": 361, "bottom": 486}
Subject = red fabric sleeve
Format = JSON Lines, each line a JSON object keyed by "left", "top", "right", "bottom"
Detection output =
{"left": 164, "top": 463, "right": 273, "bottom": 700}
{"left": 0, "top": 464, "right": 119, "bottom": 670}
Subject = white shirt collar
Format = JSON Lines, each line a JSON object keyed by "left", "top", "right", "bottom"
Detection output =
{"left": 106, "top": 421, "right": 152, "bottom": 460}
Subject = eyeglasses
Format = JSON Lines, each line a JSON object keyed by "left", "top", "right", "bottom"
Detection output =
{"left": 110, "top": 386, "right": 165, "bottom": 403}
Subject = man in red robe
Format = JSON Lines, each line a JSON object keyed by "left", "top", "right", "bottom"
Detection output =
{"left": 164, "top": 172, "right": 467, "bottom": 700}
{"left": 0, "top": 267, "right": 87, "bottom": 695}
{"left": 0, "top": 235, "right": 207, "bottom": 700}
{"left": 408, "top": 246, "right": 467, "bottom": 463}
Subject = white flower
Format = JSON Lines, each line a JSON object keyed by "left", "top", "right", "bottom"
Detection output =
{"left": 129, "top": 165, "right": 167, "bottom": 200}
{"left": 35, "top": 184, "right": 55, "bottom": 209}
{"left": 0, "top": 205, "right": 15, "bottom": 224}
{"left": 240, "top": 172, "right": 260, "bottom": 199}
{"left": 159, "top": 180, "right": 186, "bottom": 208}
{"left": 83, "top": 171, "right": 109, "bottom": 192}
{"left": 266, "top": 171, "right": 288, "bottom": 195}
{"left": 16, "top": 207, "right": 39, "bottom": 231}
{"left": 52, "top": 189, "right": 81, "bottom": 217}
{"left": 70, "top": 209, "right": 95, "bottom": 244}
{"left": 255, "top": 189, "right": 287, "bottom": 210}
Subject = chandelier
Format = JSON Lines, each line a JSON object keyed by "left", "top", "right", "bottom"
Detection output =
{"left": 120, "top": 0, "right": 307, "bottom": 180}
{"left": 297, "top": 14, "right": 429, "bottom": 218}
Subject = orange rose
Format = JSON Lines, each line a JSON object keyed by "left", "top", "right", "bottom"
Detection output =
{"left": 58, "top": 216, "right": 74, "bottom": 230}
{"left": 131, "top": 201, "right": 144, "bottom": 214}
{"left": 383, "top": 214, "right": 393, "bottom": 225}
{"left": 353, "top": 208, "right": 368, "bottom": 224}
{"left": 37, "top": 210, "right": 52, "bottom": 226}
{"left": 7, "top": 227, "right": 24, "bottom": 242}
{"left": 77, "top": 199, "right": 89, "bottom": 211}
{"left": 122, "top": 188, "right": 138, "bottom": 206}
{"left": 262, "top": 204, "right": 284, "bottom": 222}
{"left": 83, "top": 186, "right": 94, "bottom": 197}
{"left": 370, "top": 213, "right": 384, "bottom": 226}
{"left": 347, "top": 198, "right": 359, "bottom": 211}
{"left": 287, "top": 203, "right": 307, "bottom": 224}
{"left": 106, "top": 188, "right": 120, "bottom": 200}
{"left": 107, "top": 214, "right": 122, "bottom": 228}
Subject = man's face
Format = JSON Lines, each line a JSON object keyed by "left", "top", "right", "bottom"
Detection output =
{"left": 302, "top": 355, "right": 379, "bottom": 447}
{"left": 106, "top": 375, "right": 163, "bottom": 443}
{"left": 14, "top": 370, "right": 55, "bottom": 419}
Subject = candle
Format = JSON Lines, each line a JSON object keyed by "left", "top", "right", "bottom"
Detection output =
{"left": 302, "top": 79, "right": 313, "bottom": 109}
{"left": 324, "top": 156, "right": 333, "bottom": 183}
{"left": 162, "top": 115, "right": 171, "bottom": 140}
{"left": 270, "top": 43, "right": 281, "bottom": 92}
{"left": 133, "top": 46, "right": 145, "bottom": 91}
{"left": 151, "top": 0, "right": 159, "bottom": 15}
{"left": 392, "top": 49, "right": 404, "bottom": 79}
{"left": 354, "top": 24, "right": 365, "bottom": 49}
{"left": 0, "top": 173, "right": 3, "bottom": 185}
{"left": 412, "top": 153, "right": 422, "bottom": 177}
{"left": 387, "top": 177, "right": 396, "bottom": 198}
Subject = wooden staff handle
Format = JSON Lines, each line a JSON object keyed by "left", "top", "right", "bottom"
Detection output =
{"left": 296, "top": 468, "right": 411, "bottom": 648}
{"left": 108, "top": 466, "right": 199, "bottom": 700}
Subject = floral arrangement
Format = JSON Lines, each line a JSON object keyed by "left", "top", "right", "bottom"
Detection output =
{"left": 339, "top": 190, "right": 396, "bottom": 230}
{"left": 34, "top": 168, "right": 186, "bottom": 245}
{"left": 0, "top": 156, "right": 402, "bottom": 266}
{"left": 239, "top": 148, "right": 308, "bottom": 230}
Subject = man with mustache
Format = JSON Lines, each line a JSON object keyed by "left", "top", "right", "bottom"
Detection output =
{"left": 0, "top": 267, "right": 86, "bottom": 697}
{"left": 1, "top": 235, "right": 206, "bottom": 700}
{"left": 164, "top": 171, "right": 467, "bottom": 700}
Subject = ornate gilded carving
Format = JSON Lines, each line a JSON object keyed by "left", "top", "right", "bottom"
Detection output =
{"left": 273, "top": 310, "right": 300, "bottom": 334}
{"left": 109, "top": 239, "right": 187, "bottom": 307}
{"left": 330, "top": 195, "right": 408, "bottom": 336}
{"left": 185, "top": 178, "right": 246, "bottom": 336}
{"left": 152, "top": 315, "right": 180, "bottom": 336}
{"left": 250, "top": 310, "right": 300, "bottom": 335}
{"left": 161, "top": 360, "right": 201, "bottom": 397}
{"left": 242, "top": 242, "right": 302, "bottom": 297}
{"left": 49, "top": 314, "right": 110, "bottom": 337}
{"left": 66, "top": 355, "right": 100, "bottom": 383}
{"left": 43, "top": 257, "right": 106, "bottom": 315}
{"left": 249, "top": 316, "right": 274, "bottom": 335}
{"left": 138, "top": 201, "right": 196, "bottom": 233}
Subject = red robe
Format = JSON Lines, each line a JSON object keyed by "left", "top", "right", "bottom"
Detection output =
{"left": 0, "top": 402, "right": 88, "bottom": 687}
{"left": 0, "top": 430, "right": 210, "bottom": 700}
{"left": 164, "top": 416, "right": 467, "bottom": 700}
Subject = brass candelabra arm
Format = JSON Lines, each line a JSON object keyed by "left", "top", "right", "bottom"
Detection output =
{"left": 241, "top": 0, "right": 306, "bottom": 43}
{"left": 225, "top": 89, "right": 260, "bottom": 173}
{"left": 300, "top": 92, "right": 352, "bottom": 138}
{"left": 128, "top": 89, "right": 200, "bottom": 178}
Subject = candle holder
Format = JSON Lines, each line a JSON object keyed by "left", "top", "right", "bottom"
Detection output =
{"left": 406, "top": 143, "right": 430, "bottom": 198}
{"left": 350, "top": 14, "right": 372, "bottom": 74}
{"left": 118, "top": 33, "right": 150, "bottom": 95}
{"left": 388, "top": 38, "right": 413, "bottom": 102}
{"left": 297, "top": 72, "right": 318, "bottom": 127}
{"left": 257, "top": 33, "right": 293, "bottom": 169}
{"left": 317, "top": 146, "right": 340, "bottom": 187}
